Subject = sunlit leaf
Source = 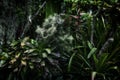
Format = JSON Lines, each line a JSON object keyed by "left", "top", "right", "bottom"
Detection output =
{"left": 41, "top": 61, "right": 45, "bottom": 67}
{"left": 24, "top": 49, "right": 35, "bottom": 53}
{"left": 45, "top": 48, "right": 51, "bottom": 54}
{"left": 15, "top": 53, "right": 20, "bottom": 58}
{"left": 21, "top": 60, "right": 27, "bottom": 66}
{"left": 9, "top": 58, "right": 16, "bottom": 64}
{"left": 0, "top": 60, "right": 5, "bottom": 67}
{"left": 87, "top": 41, "right": 93, "bottom": 49}
{"left": 21, "top": 37, "right": 29, "bottom": 47}
{"left": 87, "top": 48, "right": 97, "bottom": 59}
{"left": 91, "top": 71, "right": 97, "bottom": 80}
{"left": 42, "top": 53, "right": 48, "bottom": 58}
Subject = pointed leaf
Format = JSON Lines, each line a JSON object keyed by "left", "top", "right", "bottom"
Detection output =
{"left": 87, "top": 48, "right": 97, "bottom": 59}
{"left": 78, "top": 54, "right": 92, "bottom": 69}
{"left": 68, "top": 53, "right": 76, "bottom": 72}
{"left": 87, "top": 41, "right": 93, "bottom": 49}
{"left": 45, "top": 48, "right": 51, "bottom": 54}
{"left": 91, "top": 71, "right": 97, "bottom": 80}
{"left": 93, "top": 55, "right": 98, "bottom": 68}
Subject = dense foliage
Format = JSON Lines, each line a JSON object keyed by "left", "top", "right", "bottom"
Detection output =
{"left": 0, "top": 0, "right": 120, "bottom": 80}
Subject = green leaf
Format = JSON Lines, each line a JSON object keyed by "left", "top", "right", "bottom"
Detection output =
{"left": 31, "top": 39, "right": 37, "bottom": 45}
{"left": 0, "top": 60, "right": 5, "bottom": 67}
{"left": 87, "top": 48, "right": 97, "bottom": 59}
{"left": 97, "top": 53, "right": 109, "bottom": 71}
{"left": 87, "top": 41, "right": 93, "bottom": 49}
{"left": 99, "top": 53, "right": 108, "bottom": 66}
{"left": 42, "top": 53, "right": 48, "bottom": 58}
{"left": 24, "top": 49, "right": 35, "bottom": 53}
{"left": 72, "top": 46, "right": 84, "bottom": 52}
{"left": 78, "top": 54, "right": 92, "bottom": 69}
{"left": 41, "top": 61, "right": 45, "bottom": 67}
{"left": 45, "top": 48, "right": 51, "bottom": 54}
{"left": 10, "top": 40, "right": 19, "bottom": 46}
{"left": 93, "top": 55, "right": 98, "bottom": 67}
{"left": 68, "top": 53, "right": 76, "bottom": 72}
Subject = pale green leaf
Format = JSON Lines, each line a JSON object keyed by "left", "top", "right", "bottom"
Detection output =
{"left": 87, "top": 41, "right": 93, "bottom": 49}
{"left": 45, "top": 48, "right": 51, "bottom": 54}
{"left": 87, "top": 48, "right": 97, "bottom": 59}
{"left": 91, "top": 71, "right": 97, "bottom": 80}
